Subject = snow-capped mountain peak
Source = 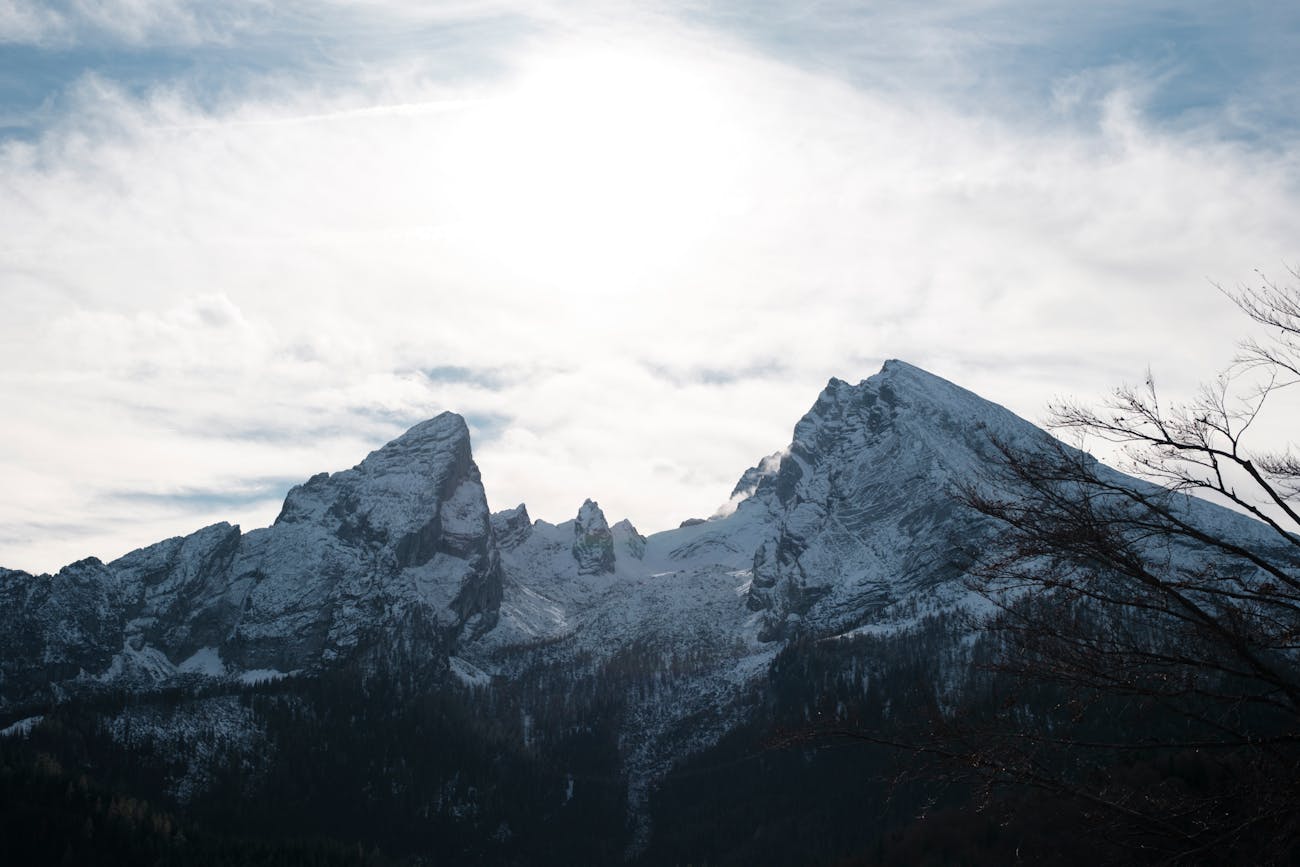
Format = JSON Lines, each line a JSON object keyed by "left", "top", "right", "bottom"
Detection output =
{"left": 729, "top": 360, "right": 1052, "bottom": 638}
{"left": 0, "top": 361, "right": 1087, "bottom": 712}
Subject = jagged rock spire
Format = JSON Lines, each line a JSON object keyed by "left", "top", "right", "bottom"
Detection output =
{"left": 572, "top": 499, "right": 616, "bottom": 575}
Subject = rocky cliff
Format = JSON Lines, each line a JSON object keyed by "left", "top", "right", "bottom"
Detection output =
{"left": 0, "top": 412, "right": 502, "bottom": 709}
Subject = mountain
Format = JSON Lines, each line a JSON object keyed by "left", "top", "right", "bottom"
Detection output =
{"left": 0, "top": 361, "right": 1003, "bottom": 705}
{"left": 0, "top": 360, "right": 1278, "bottom": 864}
{"left": 1, "top": 412, "right": 502, "bottom": 710}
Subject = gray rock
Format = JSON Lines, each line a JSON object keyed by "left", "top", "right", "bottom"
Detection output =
{"left": 571, "top": 499, "right": 616, "bottom": 575}
{"left": 0, "top": 412, "right": 504, "bottom": 708}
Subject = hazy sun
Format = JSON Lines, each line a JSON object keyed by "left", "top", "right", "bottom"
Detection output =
{"left": 441, "top": 42, "right": 752, "bottom": 294}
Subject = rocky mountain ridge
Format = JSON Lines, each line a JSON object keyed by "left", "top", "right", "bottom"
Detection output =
{"left": 0, "top": 360, "right": 1144, "bottom": 713}
{"left": 6, "top": 361, "right": 1277, "bottom": 730}
{"left": 6, "top": 357, "right": 1275, "bottom": 710}
{"left": 1, "top": 412, "right": 503, "bottom": 709}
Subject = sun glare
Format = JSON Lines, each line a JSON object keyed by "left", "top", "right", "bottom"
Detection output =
{"left": 442, "top": 44, "right": 749, "bottom": 294}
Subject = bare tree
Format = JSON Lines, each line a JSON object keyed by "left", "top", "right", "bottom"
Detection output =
{"left": 945, "top": 270, "right": 1300, "bottom": 863}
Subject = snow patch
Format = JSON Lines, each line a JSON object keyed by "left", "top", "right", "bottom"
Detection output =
{"left": 96, "top": 642, "right": 177, "bottom": 683}
{"left": 0, "top": 715, "right": 43, "bottom": 738}
{"left": 177, "top": 646, "right": 226, "bottom": 677}
{"left": 449, "top": 655, "right": 492, "bottom": 688}
{"left": 239, "top": 668, "right": 289, "bottom": 685}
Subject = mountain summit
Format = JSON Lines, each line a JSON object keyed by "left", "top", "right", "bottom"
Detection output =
{"left": 0, "top": 410, "right": 504, "bottom": 707}
{"left": 0, "top": 360, "right": 1039, "bottom": 709}
{"left": 717, "top": 361, "right": 1045, "bottom": 637}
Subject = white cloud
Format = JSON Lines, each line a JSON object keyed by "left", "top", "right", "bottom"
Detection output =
{"left": 0, "top": 0, "right": 635, "bottom": 48}
{"left": 0, "top": 1, "right": 68, "bottom": 44}
{"left": 0, "top": 0, "right": 273, "bottom": 46}
{"left": 2, "top": 11, "right": 1298, "bottom": 571}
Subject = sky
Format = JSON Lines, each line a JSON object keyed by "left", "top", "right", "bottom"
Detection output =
{"left": 2, "top": 1, "right": 1299, "bottom": 573}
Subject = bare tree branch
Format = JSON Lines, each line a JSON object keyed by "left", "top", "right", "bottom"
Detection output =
{"left": 888, "top": 273, "right": 1300, "bottom": 863}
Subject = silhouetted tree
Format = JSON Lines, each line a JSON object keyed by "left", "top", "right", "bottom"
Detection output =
{"left": 947, "top": 270, "right": 1300, "bottom": 863}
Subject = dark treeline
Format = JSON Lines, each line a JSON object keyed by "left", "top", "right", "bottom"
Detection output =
{"left": 0, "top": 736, "right": 390, "bottom": 867}
{"left": 4, "top": 663, "right": 629, "bottom": 864}
{"left": 6, "top": 606, "right": 1285, "bottom": 866}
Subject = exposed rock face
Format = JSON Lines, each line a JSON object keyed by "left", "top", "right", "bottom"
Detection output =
{"left": 0, "top": 412, "right": 503, "bottom": 708}
{"left": 737, "top": 360, "right": 1044, "bottom": 640}
{"left": 727, "top": 451, "right": 783, "bottom": 504}
{"left": 572, "top": 499, "right": 616, "bottom": 575}
{"left": 490, "top": 504, "right": 533, "bottom": 550}
{"left": 229, "top": 412, "right": 502, "bottom": 669}
{"left": 0, "top": 558, "right": 124, "bottom": 706}
{"left": 113, "top": 522, "right": 245, "bottom": 662}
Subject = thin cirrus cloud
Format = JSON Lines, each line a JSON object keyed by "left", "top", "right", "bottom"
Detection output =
{"left": 1, "top": 1, "right": 1298, "bottom": 572}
